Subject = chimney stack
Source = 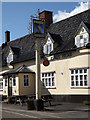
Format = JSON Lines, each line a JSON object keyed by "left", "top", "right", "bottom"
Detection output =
{"left": 39, "top": 10, "right": 53, "bottom": 30}
{"left": 5, "top": 30, "right": 10, "bottom": 43}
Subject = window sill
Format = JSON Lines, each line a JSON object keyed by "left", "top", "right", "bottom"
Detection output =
{"left": 42, "top": 86, "right": 56, "bottom": 89}
{"left": 71, "top": 86, "right": 89, "bottom": 89}
{"left": 4, "top": 86, "right": 8, "bottom": 88}
{"left": 12, "top": 86, "right": 16, "bottom": 88}
{"left": 24, "top": 86, "right": 30, "bottom": 88}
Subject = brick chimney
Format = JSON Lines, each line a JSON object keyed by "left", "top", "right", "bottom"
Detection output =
{"left": 39, "top": 10, "right": 53, "bottom": 30}
{"left": 5, "top": 30, "right": 10, "bottom": 43}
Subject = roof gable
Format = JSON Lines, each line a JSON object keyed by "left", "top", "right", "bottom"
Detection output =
{"left": 45, "top": 33, "right": 54, "bottom": 44}
{"left": 1, "top": 65, "right": 35, "bottom": 76}
{"left": 75, "top": 21, "right": 90, "bottom": 37}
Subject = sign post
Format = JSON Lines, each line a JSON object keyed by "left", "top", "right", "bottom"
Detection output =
{"left": 33, "top": 19, "right": 45, "bottom": 110}
{"left": 36, "top": 38, "right": 41, "bottom": 100}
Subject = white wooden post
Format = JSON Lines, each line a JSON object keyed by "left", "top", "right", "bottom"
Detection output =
{"left": 36, "top": 38, "right": 41, "bottom": 100}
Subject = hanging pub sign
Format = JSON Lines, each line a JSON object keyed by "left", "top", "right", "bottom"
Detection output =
{"left": 33, "top": 19, "right": 45, "bottom": 38}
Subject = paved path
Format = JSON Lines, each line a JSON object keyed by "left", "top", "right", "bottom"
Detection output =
{"left": 0, "top": 102, "right": 90, "bottom": 119}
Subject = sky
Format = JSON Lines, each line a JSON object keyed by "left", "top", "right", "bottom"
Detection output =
{"left": 1, "top": 2, "right": 90, "bottom": 45}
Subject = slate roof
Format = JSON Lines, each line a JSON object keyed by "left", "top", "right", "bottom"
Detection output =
{"left": 10, "top": 46, "right": 20, "bottom": 55}
{"left": 84, "top": 22, "right": 90, "bottom": 30}
{"left": 0, "top": 9, "right": 90, "bottom": 67}
{"left": 1, "top": 65, "right": 35, "bottom": 76}
{"left": 49, "top": 33, "right": 63, "bottom": 45}
{"left": 47, "top": 9, "right": 90, "bottom": 54}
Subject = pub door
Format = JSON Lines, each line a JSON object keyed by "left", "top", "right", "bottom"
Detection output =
{"left": 8, "top": 77, "right": 12, "bottom": 96}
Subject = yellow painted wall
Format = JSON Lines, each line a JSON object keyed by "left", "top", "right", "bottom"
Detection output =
{"left": 0, "top": 48, "right": 90, "bottom": 96}
{"left": 18, "top": 73, "right": 35, "bottom": 96}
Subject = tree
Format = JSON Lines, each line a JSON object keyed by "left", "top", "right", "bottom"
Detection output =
{"left": 28, "top": 9, "right": 40, "bottom": 34}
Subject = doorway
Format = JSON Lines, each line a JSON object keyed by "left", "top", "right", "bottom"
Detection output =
{"left": 8, "top": 77, "right": 12, "bottom": 96}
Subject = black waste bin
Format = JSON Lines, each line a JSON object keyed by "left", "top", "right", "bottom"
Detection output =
{"left": 34, "top": 99, "right": 44, "bottom": 111}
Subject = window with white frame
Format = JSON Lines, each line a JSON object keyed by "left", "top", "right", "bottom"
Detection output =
{"left": 70, "top": 68, "right": 88, "bottom": 87}
{"left": 42, "top": 72, "right": 55, "bottom": 88}
{"left": 75, "top": 33, "right": 89, "bottom": 48}
{"left": 24, "top": 75, "right": 29, "bottom": 87}
{"left": 7, "top": 53, "right": 13, "bottom": 64}
{"left": 13, "top": 76, "right": 16, "bottom": 87}
{"left": 5, "top": 77, "right": 8, "bottom": 87}
{"left": 0, "top": 79, "right": 3, "bottom": 90}
{"left": 43, "top": 43, "right": 53, "bottom": 55}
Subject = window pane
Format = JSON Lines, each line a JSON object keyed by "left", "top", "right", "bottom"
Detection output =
{"left": 49, "top": 78, "right": 51, "bottom": 86}
{"left": 42, "top": 73, "right": 44, "bottom": 77}
{"left": 84, "top": 75, "right": 87, "bottom": 81}
{"left": 71, "top": 76, "right": 74, "bottom": 80}
{"left": 80, "top": 75, "right": 83, "bottom": 80}
{"left": 84, "top": 69, "right": 87, "bottom": 73}
{"left": 76, "top": 81, "right": 79, "bottom": 86}
{"left": 80, "top": 70, "right": 82, "bottom": 73}
{"left": 80, "top": 35, "right": 83, "bottom": 39}
{"left": 52, "top": 78, "right": 55, "bottom": 86}
{"left": 42, "top": 79, "right": 44, "bottom": 86}
{"left": 84, "top": 81, "right": 87, "bottom": 86}
{"left": 75, "top": 70, "right": 78, "bottom": 74}
{"left": 24, "top": 75, "right": 29, "bottom": 86}
{"left": 71, "top": 81, "right": 74, "bottom": 86}
{"left": 45, "top": 73, "right": 47, "bottom": 77}
{"left": 45, "top": 79, "right": 48, "bottom": 86}
{"left": 80, "top": 81, "right": 83, "bottom": 86}
{"left": 48, "top": 73, "right": 50, "bottom": 76}
{"left": 71, "top": 70, "right": 74, "bottom": 74}
{"left": 0, "top": 83, "right": 3, "bottom": 89}
{"left": 75, "top": 75, "right": 78, "bottom": 80}
{"left": 52, "top": 73, "right": 54, "bottom": 76}
{"left": 5, "top": 78, "right": 7, "bottom": 86}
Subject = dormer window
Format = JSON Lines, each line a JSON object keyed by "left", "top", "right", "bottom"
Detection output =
{"left": 7, "top": 53, "right": 13, "bottom": 64}
{"left": 43, "top": 43, "right": 53, "bottom": 55}
{"left": 75, "top": 33, "right": 89, "bottom": 48}
{"left": 7, "top": 48, "right": 13, "bottom": 64}
{"left": 6, "top": 46, "right": 20, "bottom": 64}
{"left": 75, "top": 22, "right": 90, "bottom": 48}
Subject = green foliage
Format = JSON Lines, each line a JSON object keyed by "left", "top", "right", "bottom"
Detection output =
{"left": 83, "top": 100, "right": 90, "bottom": 105}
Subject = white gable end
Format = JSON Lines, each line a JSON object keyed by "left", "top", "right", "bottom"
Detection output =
{"left": 43, "top": 34, "right": 54, "bottom": 55}
{"left": 75, "top": 24, "right": 89, "bottom": 48}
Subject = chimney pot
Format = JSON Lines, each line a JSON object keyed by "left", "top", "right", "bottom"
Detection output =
{"left": 5, "top": 30, "right": 10, "bottom": 43}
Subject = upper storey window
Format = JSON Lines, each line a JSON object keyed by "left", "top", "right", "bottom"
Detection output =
{"left": 43, "top": 33, "right": 54, "bottom": 55}
{"left": 75, "top": 33, "right": 89, "bottom": 47}
{"left": 7, "top": 49, "right": 13, "bottom": 64}
{"left": 75, "top": 22, "right": 90, "bottom": 48}
{"left": 43, "top": 43, "right": 53, "bottom": 55}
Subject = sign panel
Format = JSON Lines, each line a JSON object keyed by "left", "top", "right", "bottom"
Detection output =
{"left": 43, "top": 60, "right": 50, "bottom": 66}
{"left": 33, "top": 19, "right": 45, "bottom": 37}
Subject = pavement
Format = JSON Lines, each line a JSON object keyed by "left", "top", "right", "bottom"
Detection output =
{"left": 0, "top": 102, "right": 90, "bottom": 119}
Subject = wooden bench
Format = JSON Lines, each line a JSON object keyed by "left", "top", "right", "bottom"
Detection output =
{"left": 41, "top": 95, "right": 53, "bottom": 106}
{"left": 14, "top": 96, "right": 28, "bottom": 105}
